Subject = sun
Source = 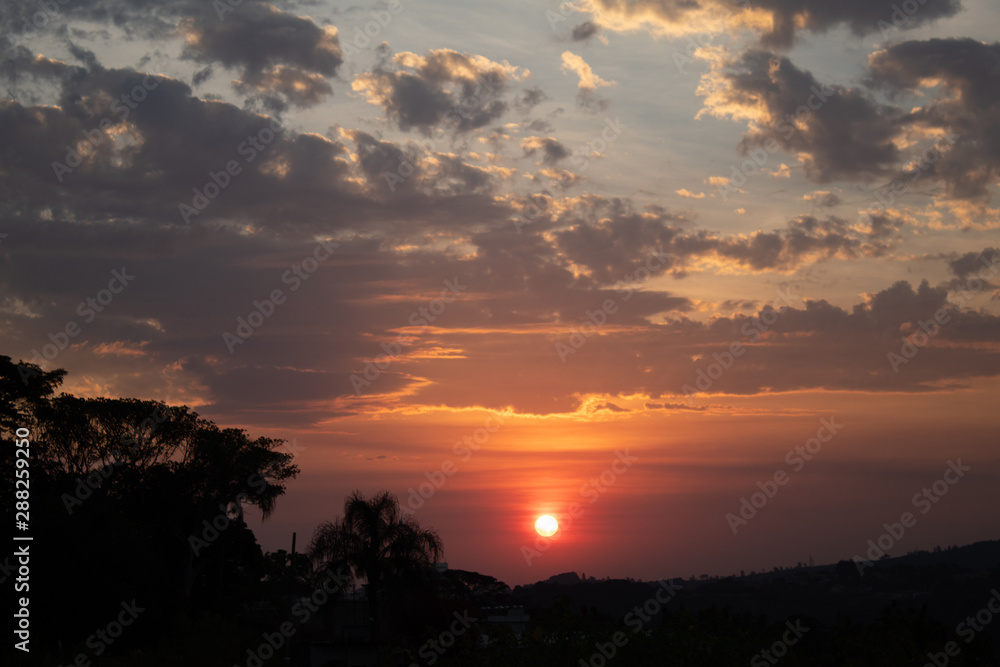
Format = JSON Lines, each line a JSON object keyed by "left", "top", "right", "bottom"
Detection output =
{"left": 535, "top": 514, "right": 559, "bottom": 537}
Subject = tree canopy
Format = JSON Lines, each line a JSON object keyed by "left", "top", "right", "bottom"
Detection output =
{"left": 0, "top": 355, "right": 299, "bottom": 656}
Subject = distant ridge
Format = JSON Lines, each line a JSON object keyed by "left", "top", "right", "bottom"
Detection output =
{"left": 509, "top": 538, "right": 1000, "bottom": 626}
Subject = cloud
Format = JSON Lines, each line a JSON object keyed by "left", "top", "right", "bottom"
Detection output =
{"left": 571, "top": 21, "right": 602, "bottom": 42}
{"left": 644, "top": 402, "right": 707, "bottom": 411}
{"left": 573, "top": 0, "right": 961, "bottom": 48}
{"left": 1, "top": 0, "right": 996, "bottom": 427}
{"left": 232, "top": 65, "right": 334, "bottom": 109}
{"left": 949, "top": 247, "right": 1000, "bottom": 279}
{"left": 804, "top": 190, "right": 841, "bottom": 208}
{"left": 536, "top": 167, "right": 584, "bottom": 190}
{"left": 0, "top": 51, "right": 526, "bottom": 240}
{"left": 869, "top": 38, "right": 1000, "bottom": 201}
{"left": 770, "top": 164, "right": 792, "bottom": 178}
{"left": 551, "top": 204, "right": 685, "bottom": 284}
{"left": 180, "top": 4, "right": 341, "bottom": 72}
{"left": 560, "top": 51, "right": 614, "bottom": 90}
{"left": 521, "top": 136, "right": 570, "bottom": 165}
{"left": 516, "top": 86, "right": 549, "bottom": 112}
{"left": 560, "top": 51, "right": 615, "bottom": 111}
{"left": 340, "top": 272, "right": 1000, "bottom": 415}
{"left": 352, "top": 48, "right": 530, "bottom": 134}
{"left": 93, "top": 340, "right": 150, "bottom": 357}
{"left": 1, "top": 0, "right": 347, "bottom": 80}
{"left": 698, "top": 40, "right": 1000, "bottom": 209}
{"left": 678, "top": 214, "right": 901, "bottom": 271}
{"left": 592, "top": 401, "right": 629, "bottom": 412}
{"left": 698, "top": 50, "right": 904, "bottom": 184}
{"left": 553, "top": 200, "right": 906, "bottom": 279}
{"left": 1, "top": 0, "right": 344, "bottom": 109}
{"left": 676, "top": 189, "right": 706, "bottom": 199}
{"left": 6, "top": 208, "right": 998, "bottom": 419}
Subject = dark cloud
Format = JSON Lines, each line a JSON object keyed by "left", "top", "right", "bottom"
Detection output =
{"left": 805, "top": 191, "right": 841, "bottom": 208}
{"left": 531, "top": 168, "right": 584, "bottom": 191}
{"left": 352, "top": 49, "right": 527, "bottom": 134}
{"left": 341, "top": 128, "right": 512, "bottom": 202}
{"left": 359, "top": 272, "right": 1000, "bottom": 414}
{"left": 671, "top": 215, "right": 888, "bottom": 272}
{"left": 719, "top": 299, "right": 758, "bottom": 311}
{"left": 192, "top": 66, "right": 214, "bottom": 87}
{"left": 1, "top": 174, "right": 996, "bottom": 421}
{"left": 233, "top": 65, "right": 334, "bottom": 109}
{"left": 554, "top": 208, "right": 682, "bottom": 285}
{"left": 576, "top": 88, "right": 611, "bottom": 112}
{"left": 524, "top": 119, "right": 554, "bottom": 136}
{"left": 180, "top": 2, "right": 342, "bottom": 108}
{"left": 423, "top": 153, "right": 502, "bottom": 197}
{"left": 702, "top": 40, "right": 1000, "bottom": 208}
{"left": 751, "top": 0, "right": 963, "bottom": 48}
{"left": 521, "top": 136, "right": 570, "bottom": 165}
{"left": 658, "top": 277, "right": 1000, "bottom": 396}
{"left": 869, "top": 38, "right": 1000, "bottom": 200}
{"left": 578, "top": 0, "right": 961, "bottom": 48}
{"left": 515, "top": 86, "right": 548, "bottom": 112}
{"left": 949, "top": 247, "right": 1000, "bottom": 278}
{"left": 644, "top": 402, "right": 707, "bottom": 411}
{"left": 571, "top": 21, "right": 601, "bottom": 42}
{"left": 67, "top": 42, "right": 101, "bottom": 70}
{"left": 1, "top": 0, "right": 342, "bottom": 108}
{"left": 703, "top": 50, "right": 904, "bottom": 184}
{"left": 1, "top": 0, "right": 180, "bottom": 41}
{"left": 0, "top": 47, "right": 526, "bottom": 239}
{"left": 343, "top": 129, "right": 425, "bottom": 197}
{"left": 1, "top": 0, "right": 996, "bottom": 425}
{"left": 0, "top": 57, "right": 358, "bottom": 229}
{"left": 553, "top": 200, "right": 905, "bottom": 281}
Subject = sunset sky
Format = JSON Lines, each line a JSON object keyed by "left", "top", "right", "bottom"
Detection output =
{"left": 2, "top": 0, "right": 999, "bottom": 585}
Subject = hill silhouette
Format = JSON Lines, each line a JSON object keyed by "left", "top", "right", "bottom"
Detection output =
{"left": 512, "top": 540, "right": 1000, "bottom": 627}
{"left": 498, "top": 540, "right": 1000, "bottom": 666}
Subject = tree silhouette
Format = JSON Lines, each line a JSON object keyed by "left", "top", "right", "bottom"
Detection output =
{"left": 309, "top": 490, "right": 442, "bottom": 642}
{"left": 0, "top": 355, "right": 299, "bottom": 658}
{"left": 0, "top": 355, "right": 65, "bottom": 432}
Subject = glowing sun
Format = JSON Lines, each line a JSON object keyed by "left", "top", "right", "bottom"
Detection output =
{"left": 535, "top": 514, "right": 559, "bottom": 537}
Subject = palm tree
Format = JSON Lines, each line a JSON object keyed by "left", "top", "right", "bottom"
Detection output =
{"left": 309, "top": 490, "right": 443, "bottom": 642}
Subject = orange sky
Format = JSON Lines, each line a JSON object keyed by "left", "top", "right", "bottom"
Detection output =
{"left": 236, "top": 380, "right": 1000, "bottom": 584}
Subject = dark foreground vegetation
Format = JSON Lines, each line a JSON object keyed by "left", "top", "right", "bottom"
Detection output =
{"left": 3, "top": 355, "right": 999, "bottom": 666}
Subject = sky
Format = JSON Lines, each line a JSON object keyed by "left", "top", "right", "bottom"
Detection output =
{"left": 1, "top": 0, "right": 999, "bottom": 586}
